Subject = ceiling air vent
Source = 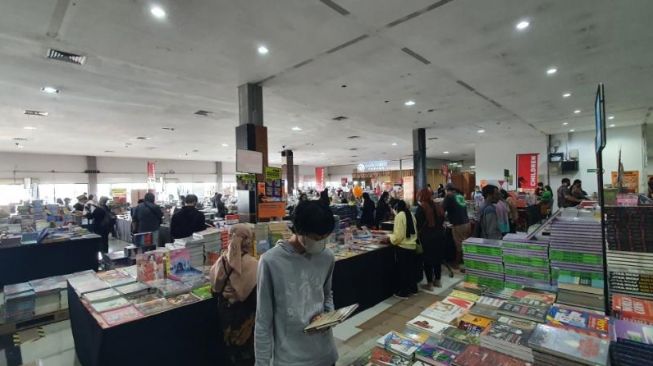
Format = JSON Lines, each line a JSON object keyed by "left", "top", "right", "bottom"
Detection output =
{"left": 349, "top": 148, "right": 358, "bottom": 151}
{"left": 13, "top": 137, "right": 28, "bottom": 141}
{"left": 332, "top": 116, "right": 348, "bottom": 121}
{"left": 347, "top": 135, "right": 360, "bottom": 139}
{"left": 47, "top": 48, "right": 86, "bottom": 65}
{"left": 194, "top": 110, "right": 213, "bottom": 116}
{"left": 24, "top": 110, "right": 48, "bottom": 116}
{"left": 428, "top": 137, "right": 439, "bottom": 140}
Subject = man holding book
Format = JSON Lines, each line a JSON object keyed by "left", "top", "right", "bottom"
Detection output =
{"left": 255, "top": 200, "right": 338, "bottom": 366}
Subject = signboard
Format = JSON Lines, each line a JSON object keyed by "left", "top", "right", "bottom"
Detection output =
{"left": 258, "top": 202, "right": 286, "bottom": 219}
{"left": 111, "top": 188, "right": 127, "bottom": 204}
{"left": 236, "top": 173, "right": 257, "bottom": 191}
{"left": 147, "top": 161, "right": 156, "bottom": 180}
{"left": 236, "top": 149, "right": 263, "bottom": 174}
{"left": 516, "top": 153, "right": 539, "bottom": 190}
{"left": 315, "top": 167, "right": 326, "bottom": 191}
{"left": 265, "top": 166, "right": 282, "bottom": 181}
{"left": 403, "top": 175, "right": 414, "bottom": 206}
{"left": 611, "top": 170, "right": 640, "bottom": 193}
{"left": 357, "top": 161, "right": 388, "bottom": 172}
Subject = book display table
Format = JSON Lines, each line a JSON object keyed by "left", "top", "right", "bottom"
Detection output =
{"left": 0, "top": 235, "right": 101, "bottom": 288}
{"left": 332, "top": 245, "right": 398, "bottom": 312}
{"left": 68, "top": 285, "right": 220, "bottom": 366}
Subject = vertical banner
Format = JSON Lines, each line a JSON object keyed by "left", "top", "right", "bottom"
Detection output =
{"left": 147, "top": 161, "right": 156, "bottom": 180}
{"left": 516, "top": 153, "right": 539, "bottom": 190}
{"left": 403, "top": 175, "right": 414, "bottom": 206}
{"left": 315, "top": 167, "right": 325, "bottom": 191}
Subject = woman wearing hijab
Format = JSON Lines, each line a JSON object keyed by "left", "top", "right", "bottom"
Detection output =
{"left": 375, "top": 191, "right": 392, "bottom": 227}
{"left": 210, "top": 224, "right": 258, "bottom": 366}
{"left": 360, "top": 192, "right": 376, "bottom": 228}
{"left": 416, "top": 189, "right": 445, "bottom": 290}
{"left": 318, "top": 188, "right": 330, "bottom": 207}
{"left": 437, "top": 184, "right": 446, "bottom": 199}
{"left": 386, "top": 200, "right": 419, "bottom": 299}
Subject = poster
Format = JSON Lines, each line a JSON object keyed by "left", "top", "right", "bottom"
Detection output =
{"left": 258, "top": 202, "right": 286, "bottom": 219}
{"left": 516, "top": 153, "right": 539, "bottom": 190}
{"left": 315, "top": 167, "right": 325, "bottom": 191}
{"left": 611, "top": 170, "right": 640, "bottom": 193}
{"left": 236, "top": 174, "right": 257, "bottom": 191}
{"left": 111, "top": 188, "right": 127, "bottom": 204}
{"left": 403, "top": 175, "right": 414, "bottom": 206}
{"left": 147, "top": 161, "right": 156, "bottom": 180}
{"left": 265, "top": 167, "right": 282, "bottom": 181}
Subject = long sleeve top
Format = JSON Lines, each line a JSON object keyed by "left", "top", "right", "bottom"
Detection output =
{"left": 389, "top": 211, "right": 418, "bottom": 250}
{"left": 254, "top": 240, "right": 338, "bottom": 366}
{"left": 480, "top": 203, "right": 503, "bottom": 240}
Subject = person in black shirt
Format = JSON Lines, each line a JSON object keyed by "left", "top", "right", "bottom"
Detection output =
{"left": 359, "top": 192, "right": 376, "bottom": 228}
{"left": 133, "top": 193, "right": 163, "bottom": 246}
{"left": 416, "top": 189, "right": 445, "bottom": 289}
{"left": 73, "top": 195, "right": 87, "bottom": 212}
{"left": 87, "top": 196, "right": 113, "bottom": 253}
{"left": 170, "top": 194, "right": 207, "bottom": 239}
{"left": 375, "top": 191, "right": 392, "bottom": 227}
{"left": 442, "top": 184, "right": 471, "bottom": 270}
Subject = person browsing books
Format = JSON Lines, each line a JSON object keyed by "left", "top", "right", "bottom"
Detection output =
{"left": 86, "top": 196, "right": 114, "bottom": 253}
{"left": 442, "top": 184, "right": 471, "bottom": 269}
{"left": 476, "top": 185, "right": 503, "bottom": 240}
{"left": 255, "top": 200, "right": 338, "bottom": 366}
{"left": 210, "top": 224, "right": 258, "bottom": 365}
{"left": 132, "top": 193, "right": 163, "bottom": 246}
{"left": 415, "top": 189, "right": 445, "bottom": 290}
{"left": 385, "top": 199, "right": 419, "bottom": 298}
{"left": 170, "top": 194, "right": 207, "bottom": 239}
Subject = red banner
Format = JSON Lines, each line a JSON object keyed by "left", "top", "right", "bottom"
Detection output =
{"left": 315, "top": 167, "right": 325, "bottom": 191}
{"left": 516, "top": 153, "right": 539, "bottom": 190}
{"left": 147, "top": 161, "right": 156, "bottom": 180}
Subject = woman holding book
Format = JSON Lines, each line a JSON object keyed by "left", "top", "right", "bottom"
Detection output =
{"left": 415, "top": 189, "right": 446, "bottom": 290}
{"left": 210, "top": 224, "right": 258, "bottom": 365}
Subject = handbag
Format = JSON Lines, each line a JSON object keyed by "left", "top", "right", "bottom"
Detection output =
{"left": 415, "top": 240, "right": 424, "bottom": 255}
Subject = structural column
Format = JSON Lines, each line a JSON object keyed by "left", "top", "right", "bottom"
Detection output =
{"left": 282, "top": 149, "right": 294, "bottom": 195}
{"left": 86, "top": 156, "right": 98, "bottom": 196}
{"left": 413, "top": 128, "right": 427, "bottom": 197}
{"left": 215, "top": 161, "right": 223, "bottom": 192}
{"left": 235, "top": 83, "right": 268, "bottom": 223}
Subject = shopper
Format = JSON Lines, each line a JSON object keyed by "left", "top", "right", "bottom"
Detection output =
{"left": 571, "top": 179, "right": 589, "bottom": 202}
{"left": 210, "top": 224, "right": 258, "bottom": 366}
{"left": 216, "top": 193, "right": 227, "bottom": 218}
{"left": 416, "top": 189, "right": 445, "bottom": 290}
{"left": 255, "top": 200, "right": 338, "bottom": 366}
{"left": 73, "top": 195, "right": 87, "bottom": 212}
{"left": 442, "top": 184, "right": 471, "bottom": 269}
{"left": 375, "top": 191, "right": 392, "bottom": 227}
{"left": 437, "top": 184, "right": 446, "bottom": 199}
{"left": 557, "top": 178, "right": 580, "bottom": 208}
{"left": 496, "top": 190, "right": 511, "bottom": 235}
{"left": 387, "top": 200, "right": 419, "bottom": 298}
{"left": 360, "top": 192, "right": 376, "bottom": 228}
{"left": 648, "top": 177, "right": 653, "bottom": 199}
{"left": 132, "top": 192, "right": 163, "bottom": 246}
{"left": 318, "top": 188, "right": 330, "bottom": 207}
{"left": 472, "top": 186, "right": 484, "bottom": 208}
{"left": 535, "top": 182, "right": 544, "bottom": 197}
{"left": 63, "top": 197, "right": 72, "bottom": 211}
{"left": 170, "top": 194, "right": 207, "bottom": 239}
{"left": 477, "top": 185, "right": 502, "bottom": 240}
{"left": 87, "top": 196, "right": 113, "bottom": 253}
{"left": 504, "top": 190, "right": 519, "bottom": 233}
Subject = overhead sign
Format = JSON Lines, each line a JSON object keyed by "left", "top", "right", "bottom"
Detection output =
{"left": 265, "top": 166, "right": 281, "bottom": 181}
{"left": 236, "top": 149, "right": 263, "bottom": 174}
{"left": 357, "top": 160, "right": 388, "bottom": 172}
{"left": 315, "top": 167, "right": 325, "bottom": 191}
{"left": 516, "top": 153, "right": 539, "bottom": 190}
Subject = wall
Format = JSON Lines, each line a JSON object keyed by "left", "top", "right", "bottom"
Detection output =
{"left": 0, "top": 152, "right": 88, "bottom": 183}
{"left": 475, "top": 135, "right": 548, "bottom": 189}
{"left": 549, "top": 125, "right": 646, "bottom": 196}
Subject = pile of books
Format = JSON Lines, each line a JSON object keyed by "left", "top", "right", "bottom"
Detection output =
{"left": 549, "top": 217, "right": 605, "bottom": 311}
{"left": 610, "top": 315, "right": 653, "bottom": 365}
{"left": 612, "top": 294, "right": 653, "bottom": 324}
{"left": 461, "top": 238, "right": 504, "bottom": 289}
{"left": 546, "top": 304, "right": 609, "bottom": 339}
{"left": 607, "top": 251, "right": 653, "bottom": 300}
{"left": 193, "top": 227, "right": 222, "bottom": 265}
{"left": 254, "top": 223, "right": 271, "bottom": 256}
{"left": 29, "top": 275, "right": 68, "bottom": 315}
{"left": 501, "top": 234, "right": 551, "bottom": 289}
{"left": 4, "top": 282, "right": 35, "bottom": 322}
{"left": 528, "top": 323, "right": 609, "bottom": 366}
{"left": 480, "top": 322, "right": 534, "bottom": 362}
{"left": 605, "top": 206, "right": 653, "bottom": 252}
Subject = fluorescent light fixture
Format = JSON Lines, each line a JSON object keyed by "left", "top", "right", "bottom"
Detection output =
{"left": 291, "top": 126, "right": 302, "bottom": 131}
{"left": 569, "top": 129, "right": 575, "bottom": 132}
{"left": 608, "top": 115, "right": 614, "bottom": 120}
{"left": 391, "top": 142, "right": 397, "bottom": 146}
{"left": 41, "top": 86, "right": 59, "bottom": 94}
{"left": 257, "top": 45, "right": 269, "bottom": 55}
{"left": 546, "top": 67, "right": 558, "bottom": 75}
{"left": 477, "top": 129, "right": 485, "bottom": 133}
{"left": 515, "top": 20, "right": 530, "bottom": 30}
{"left": 16, "top": 144, "right": 24, "bottom": 149}
{"left": 443, "top": 151, "right": 450, "bottom": 154}
{"left": 574, "top": 109, "right": 581, "bottom": 114}
{"left": 562, "top": 122, "right": 568, "bottom": 126}
{"left": 404, "top": 100, "right": 416, "bottom": 106}
{"left": 24, "top": 110, "right": 48, "bottom": 116}
{"left": 23, "top": 126, "right": 37, "bottom": 130}
{"left": 221, "top": 143, "right": 229, "bottom": 147}
{"left": 562, "top": 92, "right": 571, "bottom": 98}
{"left": 150, "top": 5, "right": 166, "bottom": 19}
{"left": 609, "top": 124, "right": 616, "bottom": 128}
{"left": 470, "top": 165, "right": 476, "bottom": 169}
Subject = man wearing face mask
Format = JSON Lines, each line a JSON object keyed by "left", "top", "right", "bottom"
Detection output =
{"left": 255, "top": 200, "right": 338, "bottom": 366}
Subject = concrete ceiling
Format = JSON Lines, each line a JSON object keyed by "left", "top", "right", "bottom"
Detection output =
{"left": 0, "top": 0, "right": 651, "bottom": 166}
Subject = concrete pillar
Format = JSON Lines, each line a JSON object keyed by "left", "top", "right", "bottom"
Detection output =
{"left": 215, "top": 161, "right": 223, "bottom": 192}
{"left": 413, "top": 128, "right": 427, "bottom": 195}
{"left": 283, "top": 150, "right": 294, "bottom": 195}
{"left": 86, "top": 156, "right": 98, "bottom": 196}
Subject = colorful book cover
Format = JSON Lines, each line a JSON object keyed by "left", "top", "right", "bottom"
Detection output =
{"left": 421, "top": 302, "right": 466, "bottom": 324}
{"left": 498, "top": 302, "right": 547, "bottom": 322}
{"left": 480, "top": 322, "right": 532, "bottom": 348}
{"left": 431, "top": 336, "right": 468, "bottom": 355}
{"left": 458, "top": 314, "right": 492, "bottom": 337}
{"left": 449, "top": 290, "right": 480, "bottom": 303}
{"left": 453, "top": 345, "right": 531, "bottom": 366}
{"left": 406, "top": 315, "right": 451, "bottom": 337}
{"left": 191, "top": 284, "right": 213, "bottom": 300}
{"left": 546, "top": 304, "right": 609, "bottom": 339}
{"left": 443, "top": 326, "right": 480, "bottom": 344}
{"left": 168, "top": 248, "right": 192, "bottom": 275}
{"left": 370, "top": 346, "right": 412, "bottom": 366}
{"left": 476, "top": 296, "right": 506, "bottom": 308}
{"left": 612, "top": 294, "right": 653, "bottom": 324}
{"left": 442, "top": 296, "right": 474, "bottom": 311}
{"left": 510, "top": 290, "right": 556, "bottom": 306}
{"left": 99, "top": 305, "right": 143, "bottom": 327}
{"left": 497, "top": 316, "right": 537, "bottom": 331}
{"left": 612, "top": 319, "right": 653, "bottom": 344}
{"left": 167, "top": 293, "right": 199, "bottom": 307}
{"left": 528, "top": 324, "right": 609, "bottom": 365}
{"left": 135, "top": 298, "right": 173, "bottom": 316}
{"left": 376, "top": 331, "right": 421, "bottom": 358}
{"left": 415, "top": 341, "right": 457, "bottom": 366}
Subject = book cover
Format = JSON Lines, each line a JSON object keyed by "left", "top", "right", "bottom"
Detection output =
{"left": 431, "top": 336, "right": 468, "bottom": 355}
{"left": 510, "top": 290, "right": 556, "bottom": 306}
{"left": 82, "top": 288, "right": 121, "bottom": 303}
{"left": 406, "top": 315, "right": 451, "bottom": 337}
{"left": 96, "top": 269, "right": 135, "bottom": 287}
{"left": 454, "top": 282, "right": 486, "bottom": 296}
{"left": 476, "top": 296, "right": 506, "bottom": 308}
{"left": 168, "top": 247, "right": 192, "bottom": 275}
{"left": 114, "top": 282, "right": 151, "bottom": 297}
{"left": 135, "top": 298, "right": 173, "bottom": 316}
{"left": 458, "top": 314, "right": 492, "bottom": 337}
{"left": 167, "top": 293, "right": 199, "bottom": 307}
{"left": 415, "top": 341, "right": 457, "bottom": 366}
{"left": 546, "top": 304, "right": 609, "bottom": 339}
{"left": 442, "top": 296, "right": 474, "bottom": 311}
{"left": 480, "top": 322, "right": 532, "bottom": 348}
{"left": 99, "top": 305, "right": 143, "bottom": 327}
{"left": 449, "top": 290, "right": 480, "bottom": 303}
{"left": 453, "top": 345, "right": 531, "bottom": 366}
{"left": 421, "top": 302, "right": 466, "bottom": 324}
{"left": 370, "top": 346, "right": 412, "bottom": 366}
{"left": 612, "top": 319, "right": 653, "bottom": 344}
{"left": 613, "top": 294, "right": 653, "bottom": 324}
{"left": 376, "top": 331, "right": 421, "bottom": 358}
{"left": 469, "top": 305, "right": 499, "bottom": 320}
{"left": 191, "top": 284, "right": 213, "bottom": 300}
{"left": 443, "top": 326, "right": 480, "bottom": 344}
{"left": 528, "top": 324, "right": 609, "bottom": 366}
{"left": 498, "top": 302, "right": 547, "bottom": 323}
{"left": 496, "top": 316, "right": 537, "bottom": 331}
{"left": 304, "top": 304, "right": 359, "bottom": 332}
{"left": 89, "top": 296, "right": 129, "bottom": 313}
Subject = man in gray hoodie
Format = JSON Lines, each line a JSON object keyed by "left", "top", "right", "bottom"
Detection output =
{"left": 255, "top": 200, "right": 338, "bottom": 366}
{"left": 478, "top": 185, "right": 503, "bottom": 240}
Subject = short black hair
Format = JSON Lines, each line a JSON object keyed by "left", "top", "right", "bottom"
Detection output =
{"left": 573, "top": 179, "right": 582, "bottom": 186}
{"left": 292, "top": 200, "right": 335, "bottom": 237}
{"left": 185, "top": 194, "right": 198, "bottom": 204}
{"left": 144, "top": 192, "right": 155, "bottom": 203}
{"left": 500, "top": 189, "right": 508, "bottom": 199}
{"left": 562, "top": 178, "right": 571, "bottom": 185}
{"left": 482, "top": 185, "right": 498, "bottom": 198}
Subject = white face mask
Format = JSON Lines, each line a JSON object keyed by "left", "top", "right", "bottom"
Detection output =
{"left": 301, "top": 236, "right": 328, "bottom": 254}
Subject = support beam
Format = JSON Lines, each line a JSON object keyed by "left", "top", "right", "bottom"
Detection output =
{"left": 282, "top": 150, "right": 294, "bottom": 195}
{"left": 215, "top": 161, "right": 223, "bottom": 192}
{"left": 238, "top": 83, "right": 263, "bottom": 126}
{"left": 86, "top": 156, "right": 98, "bottom": 196}
{"left": 413, "top": 128, "right": 427, "bottom": 196}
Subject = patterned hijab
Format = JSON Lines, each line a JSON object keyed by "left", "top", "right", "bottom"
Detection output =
{"left": 210, "top": 224, "right": 257, "bottom": 303}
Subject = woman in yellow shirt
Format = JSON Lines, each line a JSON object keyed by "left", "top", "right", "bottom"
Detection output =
{"left": 388, "top": 200, "right": 419, "bottom": 298}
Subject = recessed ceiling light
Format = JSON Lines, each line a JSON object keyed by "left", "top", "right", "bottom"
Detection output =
{"left": 404, "top": 100, "right": 416, "bottom": 106}
{"left": 608, "top": 115, "right": 614, "bottom": 120}
{"left": 291, "top": 126, "right": 302, "bottom": 131}
{"left": 391, "top": 142, "right": 397, "bottom": 146}
{"left": 150, "top": 5, "right": 166, "bottom": 19}
{"left": 443, "top": 151, "right": 450, "bottom": 154}
{"left": 470, "top": 165, "right": 476, "bottom": 169}
{"left": 562, "top": 92, "right": 571, "bottom": 98}
{"left": 16, "top": 144, "right": 24, "bottom": 149}
{"left": 562, "top": 122, "right": 568, "bottom": 126}
{"left": 23, "top": 126, "right": 37, "bottom": 130}
{"left": 609, "top": 124, "right": 616, "bottom": 128}
{"left": 221, "top": 143, "right": 229, "bottom": 147}
{"left": 477, "top": 129, "right": 485, "bottom": 133}
{"left": 136, "top": 136, "right": 151, "bottom": 140}
{"left": 546, "top": 67, "right": 558, "bottom": 75}
{"left": 515, "top": 20, "right": 530, "bottom": 30}
{"left": 569, "top": 129, "right": 575, "bottom": 132}
{"left": 257, "top": 45, "right": 269, "bottom": 55}
{"left": 41, "top": 86, "right": 59, "bottom": 94}
{"left": 104, "top": 150, "right": 114, "bottom": 153}
{"left": 574, "top": 109, "right": 581, "bottom": 114}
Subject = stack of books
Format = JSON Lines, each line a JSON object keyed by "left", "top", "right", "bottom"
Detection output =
{"left": 452, "top": 344, "right": 531, "bottom": 366}
{"left": 479, "top": 322, "right": 534, "bottom": 362}
{"left": 406, "top": 315, "right": 452, "bottom": 338}
{"left": 611, "top": 318, "right": 653, "bottom": 344}
{"left": 4, "top": 282, "right": 36, "bottom": 322}
{"left": 29, "top": 275, "right": 67, "bottom": 315}
{"left": 421, "top": 300, "right": 470, "bottom": 325}
{"left": 549, "top": 217, "right": 605, "bottom": 311}
{"left": 501, "top": 234, "right": 551, "bottom": 289}
{"left": 612, "top": 294, "right": 653, "bottom": 325}
{"left": 375, "top": 331, "right": 422, "bottom": 364}
{"left": 469, "top": 295, "right": 505, "bottom": 320}
{"left": 528, "top": 324, "right": 609, "bottom": 366}
{"left": 546, "top": 304, "right": 609, "bottom": 339}
{"left": 497, "top": 301, "right": 548, "bottom": 323}
{"left": 610, "top": 340, "right": 653, "bottom": 366}
{"left": 605, "top": 206, "right": 653, "bottom": 253}
{"left": 461, "top": 238, "right": 504, "bottom": 289}
{"left": 607, "top": 250, "right": 653, "bottom": 301}
{"left": 414, "top": 337, "right": 459, "bottom": 366}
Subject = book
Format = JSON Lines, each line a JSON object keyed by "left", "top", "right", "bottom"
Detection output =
{"left": 476, "top": 296, "right": 506, "bottom": 308}
{"left": 612, "top": 294, "right": 653, "bottom": 324}
{"left": 415, "top": 340, "right": 457, "bottom": 366}
{"left": 430, "top": 336, "right": 468, "bottom": 355}
{"left": 453, "top": 345, "right": 532, "bottom": 366}
{"left": 96, "top": 269, "right": 136, "bottom": 287}
{"left": 528, "top": 324, "right": 609, "bottom": 366}
{"left": 421, "top": 302, "right": 467, "bottom": 324}
{"left": 442, "top": 296, "right": 474, "bottom": 311}
{"left": 134, "top": 298, "right": 173, "bottom": 316}
{"left": 454, "top": 282, "right": 486, "bottom": 296}
{"left": 167, "top": 293, "right": 200, "bottom": 307}
{"left": 89, "top": 296, "right": 129, "bottom": 313}
{"left": 304, "top": 304, "right": 359, "bottom": 332}
{"left": 479, "top": 323, "right": 533, "bottom": 362}
{"left": 498, "top": 302, "right": 548, "bottom": 323}
{"left": 468, "top": 304, "right": 499, "bottom": 320}
{"left": 99, "top": 305, "right": 143, "bottom": 327}
{"left": 376, "top": 331, "right": 421, "bottom": 358}
{"left": 370, "top": 346, "right": 412, "bottom": 366}
{"left": 114, "top": 282, "right": 152, "bottom": 298}
{"left": 510, "top": 290, "right": 556, "bottom": 306}
{"left": 147, "top": 279, "right": 191, "bottom": 297}
{"left": 406, "top": 315, "right": 452, "bottom": 337}
{"left": 442, "top": 326, "right": 480, "bottom": 345}
{"left": 449, "top": 290, "right": 480, "bottom": 303}
{"left": 546, "top": 304, "right": 609, "bottom": 339}
{"left": 611, "top": 319, "right": 653, "bottom": 344}
{"left": 82, "top": 288, "right": 122, "bottom": 303}
{"left": 457, "top": 314, "right": 493, "bottom": 337}
{"left": 191, "top": 284, "right": 213, "bottom": 300}
{"left": 496, "top": 316, "right": 537, "bottom": 331}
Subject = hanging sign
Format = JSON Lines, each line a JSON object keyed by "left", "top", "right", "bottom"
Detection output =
{"left": 516, "top": 153, "right": 539, "bottom": 190}
{"left": 357, "top": 161, "right": 388, "bottom": 172}
{"left": 147, "top": 161, "right": 156, "bottom": 180}
{"left": 315, "top": 167, "right": 326, "bottom": 191}
{"left": 265, "top": 167, "right": 282, "bottom": 181}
